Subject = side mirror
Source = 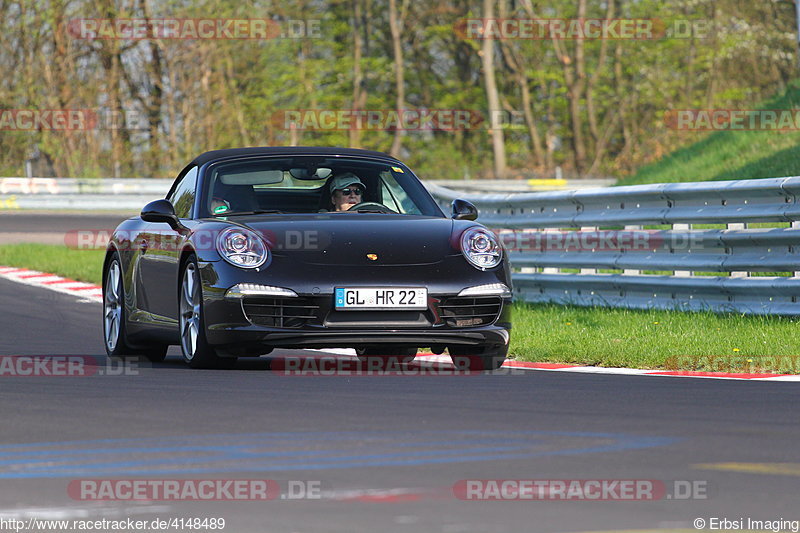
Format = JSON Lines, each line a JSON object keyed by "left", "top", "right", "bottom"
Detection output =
{"left": 141, "top": 199, "right": 181, "bottom": 229}
{"left": 451, "top": 199, "right": 478, "bottom": 221}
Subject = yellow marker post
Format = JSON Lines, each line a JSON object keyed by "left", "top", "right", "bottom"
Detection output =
{"left": 1, "top": 195, "right": 19, "bottom": 209}
{"left": 526, "top": 178, "right": 568, "bottom": 189}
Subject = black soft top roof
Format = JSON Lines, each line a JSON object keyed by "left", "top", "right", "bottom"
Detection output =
{"left": 191, "top": 146, "right": 399, "bottom": 167}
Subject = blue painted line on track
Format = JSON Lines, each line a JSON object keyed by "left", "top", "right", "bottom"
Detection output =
{"left": 0, "top": 430, "right": 659, "bottom": 449}
{"left": 0, "top": 438, "right": 543, "bottom": 462}
{"left": 0, "top": 431, "right": 678, "bottom": 479}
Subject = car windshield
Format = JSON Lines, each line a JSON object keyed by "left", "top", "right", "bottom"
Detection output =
{"left": 204, "top": 156, "right": 443, "bottom": 217}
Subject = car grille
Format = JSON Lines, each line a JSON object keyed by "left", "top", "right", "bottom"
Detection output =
{"left": 437, "top": 296, "right": 502, "bottom": 327}
{"left": 242, "top": 297, "right": 321, "bottom": 328}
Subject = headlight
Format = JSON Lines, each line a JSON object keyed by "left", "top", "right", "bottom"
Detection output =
{"left": 460, "top": 227, "right": 502, "bottom": 270}
{"left": 216, "top": 227, "right": 269, "bottom": 268}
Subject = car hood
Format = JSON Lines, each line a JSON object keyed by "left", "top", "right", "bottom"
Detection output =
{"left": 231, "top": 214, "right": 457, "bottom": 266}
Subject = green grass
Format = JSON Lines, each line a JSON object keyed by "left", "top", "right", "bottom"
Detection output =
{"left": 2, "top": 243, "right": 798, "bottom": 372}
{"left": 510, "top": 302, "right": 800, "bottom": 372}
{"left": 0, "top": 243, "right": 104, "bottom": 284}
{"left": 620, "top": 80, "right": 800, "bottom": 186}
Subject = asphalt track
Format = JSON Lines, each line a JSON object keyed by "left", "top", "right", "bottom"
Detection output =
{"left": 0, "top": 275, "right": 799, "bottom": 533}
{"left": 0, "top": 211, "right": 133, "bottom": 245}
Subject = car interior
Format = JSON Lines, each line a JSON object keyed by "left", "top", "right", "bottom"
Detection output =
{"left": 207, "top": 164, "right": 417, "bottom": 216}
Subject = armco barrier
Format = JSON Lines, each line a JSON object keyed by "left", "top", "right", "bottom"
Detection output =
{"left": 0, "top": 177, "right": 170, "bottom": 195}
{"left": 0, "top": 177, "right": 611, "bottom": 197}
{"left": 0, "top": 177, "right": 170, "bottom": 211}
{"left": 426, "top": 178, "right": 800, "bottom": 315}
{"left": 0, "top": 177, "right": 610, "bottom": 211}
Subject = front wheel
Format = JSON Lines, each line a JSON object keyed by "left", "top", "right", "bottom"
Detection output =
{"left": 104, "top": 254, "right": 134, "bottom": 358}
{"left": 103, "top": 253, "right": 168, "bottom": 362}
{"left": 448, "top": 345, "right": 508, "bottom": 371}
{"left": 179, "top": 256, "right": 237, "bottom": 369}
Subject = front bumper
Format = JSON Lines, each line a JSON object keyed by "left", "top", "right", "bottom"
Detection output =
{"left": 202, "top": 288, "right": 511, "bottom": 350}
{"left": 204, "top": 324, "right": 510, "bottom": 350}
{"left": 198, "top": 256, "right": 512, "bottom": 351}
{"left": 203, "top": 294, "right": 511, "bottom": 349}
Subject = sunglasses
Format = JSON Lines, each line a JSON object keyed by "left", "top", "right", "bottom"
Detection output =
{"left": 338, "top": 187, "right": 363, "bottom": 196}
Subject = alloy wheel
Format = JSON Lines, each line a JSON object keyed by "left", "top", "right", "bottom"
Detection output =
{"left": 103, "top": 261, "right": 122, "bottom": 352}
{"left": 180, "top": 262, "right": 201, "bottom": 359}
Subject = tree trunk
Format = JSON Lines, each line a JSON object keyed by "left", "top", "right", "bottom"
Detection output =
{"left": 496, "top": 0, "right": 544, "bottom": 169}
{"left": 551, "top": 0, "right": 587, "bottom": 175}
{"left": 481, "top": 0, "right": 506, "bottom": 178}
{"left": 349, "top": 0, "right": 369, "bottom": 148}
{"left": 388, "top": 0, "right": 406, "bottom": 158}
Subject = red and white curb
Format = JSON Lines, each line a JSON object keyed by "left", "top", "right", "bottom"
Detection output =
{"left": 0, "top": 266, "right": 102, "bottom": 303}
{"left": 1, "top": 265, "right": 798, "bottom": 381}
{"left": 414, "top": 354, "right": 800, "bottom": 381}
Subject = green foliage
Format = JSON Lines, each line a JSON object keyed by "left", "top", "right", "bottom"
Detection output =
{"left": 0, "top": 0, "right": 796, "bottom": 179}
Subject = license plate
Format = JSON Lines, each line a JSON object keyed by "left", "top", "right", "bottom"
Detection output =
{"left": 335, "top": 287, "right": 428, "bottom": 310}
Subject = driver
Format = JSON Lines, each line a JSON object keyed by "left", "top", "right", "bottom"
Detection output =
{"left": 330, "top": 173, "right": 366, "bottom": 212}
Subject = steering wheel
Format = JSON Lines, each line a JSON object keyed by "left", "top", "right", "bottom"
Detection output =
{"left": 347, "top": 201, "right": 396, "bottom": 214}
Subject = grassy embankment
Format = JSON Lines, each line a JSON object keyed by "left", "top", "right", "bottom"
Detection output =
{"left": 619, "top": 80, "right": 800, "bottom": 186}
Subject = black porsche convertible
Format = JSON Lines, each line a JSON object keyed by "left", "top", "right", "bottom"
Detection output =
{"left": 102, "top": 147, "right": 512, "bottom": 369}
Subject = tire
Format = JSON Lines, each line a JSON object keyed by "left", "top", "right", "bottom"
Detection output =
{"left": 179, "top": 255, "right": 237, "bottom": 369}
{"left": 448, "top": 344, "right": 508, "bottom": 371}
{"left": 103, "top": 253, "right": 136, "bottom": 358}
{"left": 356, "top": 346, "right": 417, "bottom": 369}
{"left": 103, "top": 252, "right": 169, "bottom": 362}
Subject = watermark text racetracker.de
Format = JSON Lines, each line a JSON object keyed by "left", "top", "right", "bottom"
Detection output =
{"left": 271, "top": 108, "right": 562, "bottom": 132}
{"left": 453, "top": 479, "right": 708, "bottom": 501}
{"left": 665, "top": 109, "right": 800, "bottom": 131}
{"left": 0, "top": 108, "right": 149, "bottom": 131}
{"left": 69, "top": 479, "right": 323, "bottom": 501}
{"left": 665, "top": 355, "right": 800, "bottom": 375}
{"left": 495, "top": 228, "right": 705, "bottom": 252}
{"left": 272, "top": 109, "right": 484, "bottom": 131}
{"left": 65, "top": 228, "right": 323, "bottom": 252}
{"left": 454, "top": 18, "right": 711, "bottom": 40}
{"left": 66, "top": 18, "right": 321, "bottom": 40}
{"left": 0, "top": 356, "right": 140, "bottom": 377}
{"left": 271, "top": 355, "right": 524, "bottom": 376}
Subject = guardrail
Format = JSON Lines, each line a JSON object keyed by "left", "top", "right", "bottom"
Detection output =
{"left": 0, "top": 176, "right": 614, "bottom": 210}
{"left": 0, "top": 177, "right": 170, "bottom": 210}
{"left": 0, "top": 177, "right": 170, "bottom": 211}
{"left": 426, "top": 178, "right": 800, "bottom": 315}
{"left": 427, "top": 178, "right": 615, "bottom": 192}
{"left": 0, "top": 177, "right": 170, "bottom": 195}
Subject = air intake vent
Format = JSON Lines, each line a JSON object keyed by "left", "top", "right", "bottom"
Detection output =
{"left": 242, "top": 297, "right": 321, "bottom": 328}
{"left": 438, "top": 296, "right": 502, "bottom": 327}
